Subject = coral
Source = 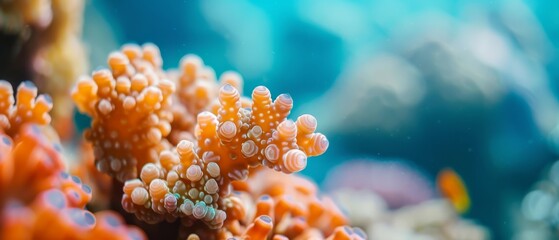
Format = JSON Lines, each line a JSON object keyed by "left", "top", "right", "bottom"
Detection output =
{"left": 324, "top": 160, "right": 435, "bottom": 209}
{"left": 70, "top": 141, "right": 113, "bottom": 211}
{"left": 121, "top": 84, "right": 330, "bottom": 231}
{"left": 515, "top": 160, "right": 559, "bottom": 239}
{"left": 167, "top": 54, "right": 247, "bottom": 144}
{"left": 0, "top": 0, "right": 87, "bottom": 139}
{"left": 331, "top": 189, "right": 489, "bottom": 240}
{"left": 0, "top": 189, "right": 145, "bottom": 240}
{"left": 324, "top": 160, "right": 489, "bottom": 239}
{"left": 33, "top": 0, "right": 88, "bottom": 139}
{"left": 215, "top": 168, "right": 365, "bottom": 239}
{"left": 0, "top": 80, "right": 53, "bottom": 138}
{"left": 72, "top": 44, "right": 174, "bottom": 182}
{"left": 70, "top": 43, "right": 361, "bottom": 239}
{"left": 0, "top": 80, "right": 144, "bottom": 239}
{"left": 0, "top": 0, "right": 53, "bottom": 31}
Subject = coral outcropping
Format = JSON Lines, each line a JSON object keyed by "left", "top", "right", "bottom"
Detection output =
{"left": 70, "top": 44, "right": 361, "bottom": 239}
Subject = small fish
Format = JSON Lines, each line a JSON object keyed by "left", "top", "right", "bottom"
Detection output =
{"left": 437, "top": 168, "right": 470, "bottom": 214}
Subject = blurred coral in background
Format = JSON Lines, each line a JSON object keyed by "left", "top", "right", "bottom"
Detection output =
{"left": 0, "top": 0, "right": 88, "bottom": 139}
{"left": 324, "top": 160, "right": 435, "bottom": 209}
{"left": 324, "top": 161, "right": 488, "bottom": 239}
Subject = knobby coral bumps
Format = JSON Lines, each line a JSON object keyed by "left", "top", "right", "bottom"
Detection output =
{"left": 72, "top": 44, "right": 174, "bottom": 182}
{"left": 121, "top": 84, "right": 328, "bottom": 229}
{"left": 0, "top": 81, "right": 145, "bottom": 240}
{"left": 1, "top": 0, "right": 87, "bottom": 139}
{"left": 221, "top": 169, "right": 366, "bottom": 240}
{"left": 69, "top": 43, "right": 362, "bottom": 239}
{"left": 0, "top": 81, "right": 53, "bottom": 137}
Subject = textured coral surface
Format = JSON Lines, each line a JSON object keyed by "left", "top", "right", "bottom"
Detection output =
{"left": 72, "top": 44, "right": 174, "bottom": 182}
{"left": 68, "top": 43, "right": 362, "bottom": 239}
{"left": 0, "top": 81, "right": 144, "bottom": 240}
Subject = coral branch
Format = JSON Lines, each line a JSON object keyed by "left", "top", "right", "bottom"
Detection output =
{"left": 121, "top": 83, "right": 331, "bottom": 235}
{"left": 0, "top": 80, "right": 145, "bottom": 239}
{"left": 72, "top": 44, "right": 175, "bottom": 182}
{"left": 0, "top": 81, "right": 53, "bottom": 137}
{"left": 168, "top": 54, "right": 248, "bottom": 145}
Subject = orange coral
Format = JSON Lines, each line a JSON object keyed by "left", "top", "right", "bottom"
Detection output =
{"left": 70, "top": 142, "right": 112, "bottom": 210}
{"left": 0, "top": 80, "right": 53, "bottom": 137}
{"left": 215, "top": 168, "right": 365, "bottom": 240}
{"left": 121, "top": 84, "right": 329, "bottom": 231}
{"left": 0, "top": 124, "right": 64, "bottom": 203}
{"left": 72, "top": 44, "right": 175, "bottom": 182}
{"left": 70, "top": 43, "right": 365, "bottom": 240}
{"left": 0, "top": 81, "right": 145, "bottom": 240}
{"left": 0, "top": 189, "right": 145, "bottom": 240}
{"left": 0, "top": 124, "right": 145, "bottom": 240}
{"left": 168, "top": 54, "right": 247, "bottom": 144}
{"left": 0, "top": 0, "right": 87, "bottom": 140}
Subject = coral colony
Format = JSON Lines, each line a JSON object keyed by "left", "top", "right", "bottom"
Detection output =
{"left": 0, "top": 44, "right": 366, "bottom": 240}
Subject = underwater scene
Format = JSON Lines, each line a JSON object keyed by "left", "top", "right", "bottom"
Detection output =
{"left": 1, "top": 0, "right": 558, "bottom": 239}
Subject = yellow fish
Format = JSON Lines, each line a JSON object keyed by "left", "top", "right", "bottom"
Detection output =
{"left": 437, "top": 168, "right": 470, "bottom": 214}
